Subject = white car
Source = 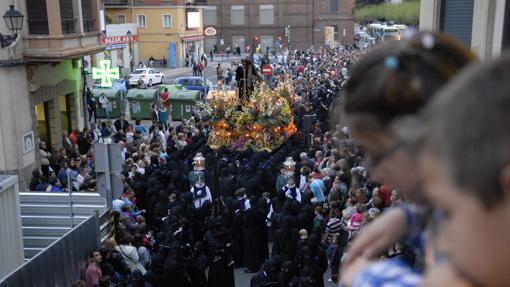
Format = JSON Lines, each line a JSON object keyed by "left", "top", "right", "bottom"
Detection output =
{"left": 129, "top": 68, "right": 164, "bottom": 87}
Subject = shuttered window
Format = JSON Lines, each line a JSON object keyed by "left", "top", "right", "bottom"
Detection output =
{"left": 330, "top": 0, "right": 338, "bottom": 12}
{"left": 81, "top": 0, "right": 95, "bottom": 32}
{"left": 60, "top": 0, "right": 75, "bottom": 34}
{"left": 204, "top": 6, "right": 217, "bottom": 25}
{"left": 440, "top": 0, "right": 474, "bottom": 47}
{"left": 259, "top": 5, "right": 274, "bottom": 25}
{"left": 231, "top": 5, "right": 245, "bottom": 25}
{"left": 502, "top": 0, "right": 510, "bottom": 49}
{"left": 26, "top": 0, "right": 49, "bottom": 35}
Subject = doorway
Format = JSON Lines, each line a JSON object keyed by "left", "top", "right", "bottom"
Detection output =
{"left": 60, "top": 94, "right": 72, "bottom": 134}
{"left": 35, "top": 101, "right": 52, "bottom": 148}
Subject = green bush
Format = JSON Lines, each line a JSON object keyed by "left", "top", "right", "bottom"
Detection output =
{"left": 356, "top": 0, "right": 420, "bottom": 25}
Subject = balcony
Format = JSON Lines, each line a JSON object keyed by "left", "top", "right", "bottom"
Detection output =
{"left": 23, "top": 0, "right": 104, "bottom": 61}
{"left": 105, "top": 0, "right": 130, "bottom": 7}
{"left": 23, "top": 32, "right": 104, "bottom": 62}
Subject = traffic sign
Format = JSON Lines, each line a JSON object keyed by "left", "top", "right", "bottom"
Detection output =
{"left": 274, "top": 39, "right": 282, "bottom": 48}
{"left": 262, "top": 64, "right": 273, "bottom": 76}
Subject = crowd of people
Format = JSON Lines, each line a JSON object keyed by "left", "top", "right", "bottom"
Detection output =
{"left": 52, "top": 42, "right": 383, "bottom": 287}
{"left": 46, "top": 29, "right": 510, "bottom": 287}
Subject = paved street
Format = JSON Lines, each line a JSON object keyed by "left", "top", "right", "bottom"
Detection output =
{"left": 159, "top": 54, "right": 249, "bottom": 84}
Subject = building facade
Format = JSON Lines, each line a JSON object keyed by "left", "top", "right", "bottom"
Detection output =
{"left": 420, "top": 0, "right": 510, "bottom": 60}
{"left": 202, "top": 0, "right": 356, "bottom": 53}
{"left": 0, "top": 0, "right": 104, "bottom": 189}
{"left": 105, "top": 0, "right": 205, "bottom": 67}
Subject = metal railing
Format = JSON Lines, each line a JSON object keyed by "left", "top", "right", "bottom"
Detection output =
{"left": 19, "top": 192, "right": 106, "bottom": 260}
{"left": 61, "top": 18, "right": 76, "bottom": 34}
{"left": 83, "top": 18, "right": 95, "bottom": 32}
{"left": 105, "top": 0, "right": 130, "bottom": 5}
{"left": 27, "top": 19, "right": 49, "bottom": 35}
{"left": 0, "top": 210, "right": 110, "bottom": 287}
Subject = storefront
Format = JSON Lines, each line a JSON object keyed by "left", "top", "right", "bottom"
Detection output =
{"left": 181, "top": 35, "right": 205, "bottom": 66}
{"left": 100, "top": 24, "right": 140, "bottom": 75}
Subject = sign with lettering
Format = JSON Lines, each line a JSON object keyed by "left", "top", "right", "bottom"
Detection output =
{"left": 101, "top": 35, "right": 139, "bottom": 45}
{"left": 204, "top": 27, "right": 217, "bottom": 36}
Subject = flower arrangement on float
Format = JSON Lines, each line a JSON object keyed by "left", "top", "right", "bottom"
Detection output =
{"left": 199, "top": 77, "right": 299, "bottom": 152}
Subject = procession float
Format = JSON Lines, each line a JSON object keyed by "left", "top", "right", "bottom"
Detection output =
{"left": 197, "top": 78, "right": 298, "bottom": 152}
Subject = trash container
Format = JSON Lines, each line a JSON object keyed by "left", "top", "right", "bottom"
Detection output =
{"left": 92, "top": 88, "right": 124, "bottom": 119}
{"left": 126, "top": 88, "right": 159, "bottom": 120}
{"left": 169, "top": 89, "right": 201, "bottom": 121}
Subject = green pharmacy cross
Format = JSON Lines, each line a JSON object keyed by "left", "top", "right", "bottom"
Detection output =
{"left": 92, "top": 60, "right": 120, "bottom": 87}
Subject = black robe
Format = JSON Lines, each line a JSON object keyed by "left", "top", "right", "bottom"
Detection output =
{"left": 205, "top": 227, "right": 235, "bottom": 287}
{"left": 271, "top": 228, "right": 299, "bottom": 262}
{"left": 231, "top": 210, "right": 245, "bottom": 266}
{"left": 243, "top": 207, "right": 261, "bottom": 271}
{"left": 295, "top": 245, "right": 328, "bottom": 287}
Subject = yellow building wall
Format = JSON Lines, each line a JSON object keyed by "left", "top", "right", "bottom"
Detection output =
{"left": 106, "top": 7, "right": 203, "bottom": 63}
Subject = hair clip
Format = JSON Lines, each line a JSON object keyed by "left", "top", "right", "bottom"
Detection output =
{"left": 384, "top": 56, "right": 399, "bottom": 70}
{"left": 421, "top": 34, "right": 435, "bottom": 49}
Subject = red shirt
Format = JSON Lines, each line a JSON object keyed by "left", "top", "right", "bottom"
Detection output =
{"left": 85, "top": 262, "right": 102, "bottom": 287}
{"left": 379, "top": 185, "right": 392, "bottom": 208}
{"left": 160, "top": 92, "right": 170, "bottom": 109}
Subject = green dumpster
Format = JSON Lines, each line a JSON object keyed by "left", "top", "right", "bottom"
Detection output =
{"left": 127, "top": 88, "right": 159, "bottom": 120}
{"left": 92, "top": 88, "right": 124, "bottom": 119}
{"left": 167, "top": 87, "right": 200, "bottom": 121}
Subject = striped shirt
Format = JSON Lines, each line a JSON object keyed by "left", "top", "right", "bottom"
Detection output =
{"left": 348, "top": 259, "right": 421, "bottom": 287}
{"left": 325, "top": 217, "right": 342, "bottom": 243}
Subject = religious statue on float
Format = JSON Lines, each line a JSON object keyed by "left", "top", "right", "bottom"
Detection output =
{"left": 235, "top": 57, "right": 262, "bottom": 103}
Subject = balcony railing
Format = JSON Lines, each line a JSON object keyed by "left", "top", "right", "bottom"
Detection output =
{"left": 83, "top": 18, "right": 95, "bottom": 32}
{"left": 61, "top": 18, "right": 76, "bottom": 34}
{"left": 28, "top": 19, "right": 49, "bottom": 35}
{"left": 105, "top": 0, "right": 130, "bottom": 5}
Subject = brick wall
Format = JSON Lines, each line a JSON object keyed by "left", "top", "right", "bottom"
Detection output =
{"left": 205, "top": 0, "right": 355, "bottom": 49}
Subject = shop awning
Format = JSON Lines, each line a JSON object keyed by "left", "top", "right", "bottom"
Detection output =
{"left": 181, "top": 35, "right": 205, "bottom": 42}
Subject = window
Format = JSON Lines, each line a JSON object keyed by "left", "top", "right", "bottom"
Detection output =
{"left": 440, "top": 0, "right": 474, "bottom": 47}
{"left": 116, "top": 15, "right": 126, "bottom": 24}
{"left": 231, "top": 5, "right": 245, "bottom": 25}
{"left": 259, "top": 5, "right": 274, "bottom": 25}
{"left": 26, "top": 0, "right": 49, "bottom": 34}
{"left": 330, "top": 0, "right": 338, "bottom": 12}
{"left": 503, "top": 0, "right": 510, "bottom": 49}
{"left": 204, "top": 6, "right": 217, "bottom": 25}
{"left": 60, "top": 0, "right": 75, "bottom": 34}
{"left": 81, "top": 0, "right": 95, "bottom": 32}
{"left": 137, "top": 15, "right": 146, "bottom": 28}
{"left": 187, "top": 10, "right": 201, "bottom": 29}
{"left": 162, "top": 14, "right": 172, "bottom": 28}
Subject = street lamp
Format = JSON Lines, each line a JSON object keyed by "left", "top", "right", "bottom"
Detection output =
{"left": 1, "top": 5, "right": 24, "bottom": 48}
{"left": 126, "top": 30, "right": 133, "bottom": 72}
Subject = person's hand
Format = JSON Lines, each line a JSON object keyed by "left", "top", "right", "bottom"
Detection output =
{"left": 343, "top": 207, "right": 407, "bottom": 267}
{"left": 422, "top": 263, "right": 474, "bottom": 287}
{"left": 340, "top": 257, "right": 373, "bottom": 286}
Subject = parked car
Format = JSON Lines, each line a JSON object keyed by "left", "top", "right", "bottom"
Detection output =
{"left": 174, "top": 76, "right": 213, "bottom": 96}
{"left": 129, "top": 68, "right": 164, "bottom": 87}
{"left": 93, "top": 79, "right": 127, "bottom": 93}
